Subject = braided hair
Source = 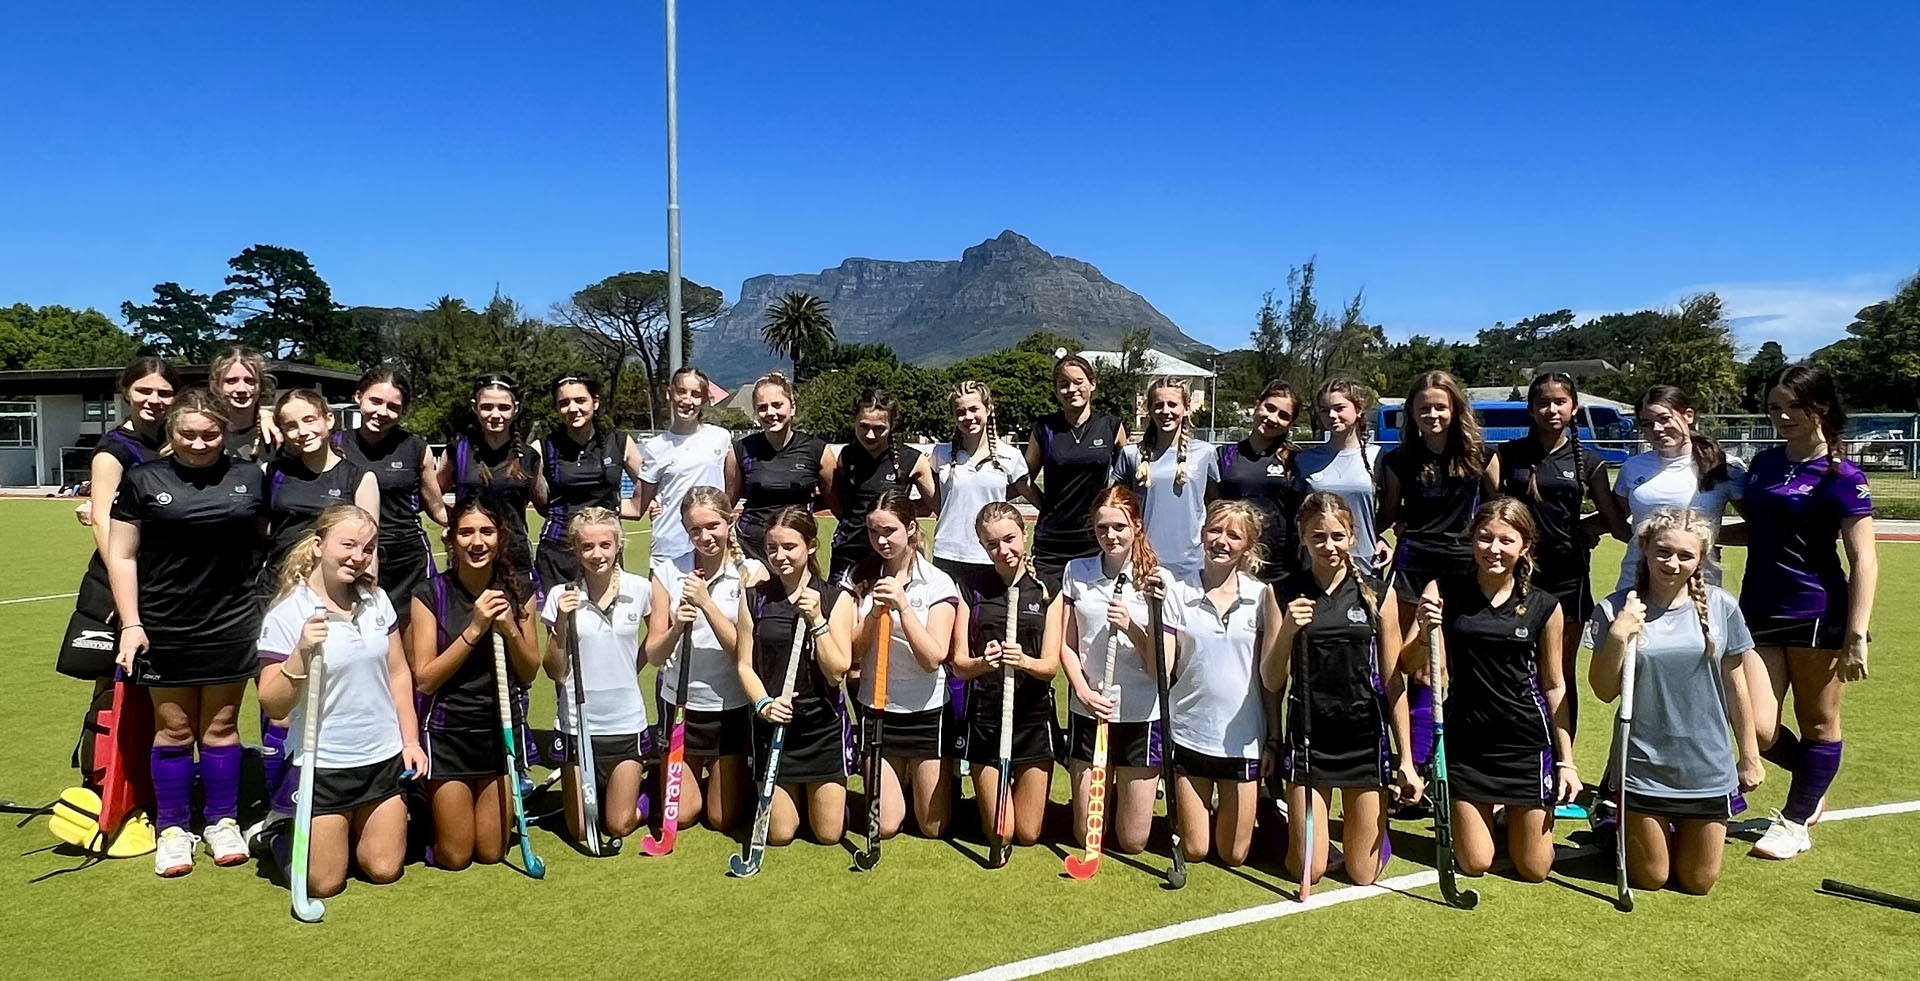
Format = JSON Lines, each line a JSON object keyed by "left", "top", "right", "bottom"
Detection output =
{"left": 853, "top": 388, "right": 905, "bottom": 485}
{"left": 1468, "top": 498, "right": 1540, "bottom": 616}
{"left": 468, "top": 374, "right": 529, "bottom": 482}
{"left": 1632, "top": 507, "right": 1719, "bottom": 660}
{"left": 1318, "top": 378, "right": 1376, "bottom": 481}
{"left": 1296, "top": 491, "right": 1380, "bottom": 621}
{"left": 1637, "top": 386, "right": 1730, "bottom": 491}
{"left": 446, "top": 495, "right": 529, "bottom": 610}
{"left": 1136, "top": 377, "right": 1195, "bottom": 489}
{"left": 679, "top": 485, "right": 744, "bottom": 568}
{"left": 949, "top": 380, "right": 1009, "bottom": 474}
{"left": 1203, "top": 499, "right": 1269, "bottom": 577}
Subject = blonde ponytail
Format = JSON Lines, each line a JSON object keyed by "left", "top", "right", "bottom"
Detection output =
{"left": 272, "top": 504, "right": 378, "bottom": 606}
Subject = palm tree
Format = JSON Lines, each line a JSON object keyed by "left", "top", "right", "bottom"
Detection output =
{"left": 761, "top": 291, "right": 834, "bottom": 379}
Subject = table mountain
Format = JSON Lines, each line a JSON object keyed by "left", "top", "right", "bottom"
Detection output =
{"left": 698, "top": 230, "right": 1207, "bottom": 384}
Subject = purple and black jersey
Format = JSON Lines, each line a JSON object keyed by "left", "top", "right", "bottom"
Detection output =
{"left": 264, "top": 456, "right": 367, "bottom": 573}
{"left": 1383, "top": 445, "right": 1480, "bottom": 573}
{"left": 414, "top": 571, "right": 503, "bottom": 732}
{"left": 450, "top": 435, "right": 538, "bottom": 542}
{"left": 93, "top": 425, "right": 165, "bottom": 472}
{"left": 1438, "top": 575, "right": 1558, "bottom": 806}
{"left": 1739, "top": 449, "right": 1872, "bottom": 623}
{"left": 111, "top": 456, "right": 268, "bottom": 655}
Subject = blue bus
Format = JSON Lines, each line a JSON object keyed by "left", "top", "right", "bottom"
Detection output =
{"left": 1376, "top": 398, "right": 1638, "bottom": 464}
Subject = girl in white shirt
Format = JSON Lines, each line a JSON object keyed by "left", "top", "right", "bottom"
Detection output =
{"left": 258, "top": 504, "right": 425, "bottom": 900}
{"left": 853, "top": 489, "right": 962, "bottom": 839}
{"left": 542, "top": 506, "right": 652, "bottom": 844}
{"left": 1612, "top": 386, "right": 1747, "bottom": 590}
{"left": 638, "top": 367, "right": 737, "bottom": 572}
{"left": 644, "top": 486, "right": 764, "bottom": 831}
{"left": 1115, "top": 377, "right": 1219, "bottom": 579}
{"left": 930, "top": 380, "right": 1031, "bottom": 583}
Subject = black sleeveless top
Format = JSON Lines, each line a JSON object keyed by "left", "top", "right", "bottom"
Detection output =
{"left": 1218, "top": 437, "right": 1300, "bottom": 580}
{"left": 264, "top": 456, "right": 367, "bottom": 569}
{"left": 337, "top": 426, "right": 431, "bottom": 553}
{"left": 1438, "top": 575, "right": 1557, "bottom": 754}
{"left": 736, "top": 431, "right": 827, "bottom": 554}
{"left": 748, "top": 574, "right": 845, "bottom": 707}
{"left": 1276, "top": 571, "right": 1385, "bottom": 734}
{"left": 1383, "top": 444, "right": 1481, "bottom": 567}
{"left": 451, "top": 434, "right": 538, "bottom": 539}
{"left": 1033, "top": 411, "right": 1122, "bottom": 552}
{"left": 831, "top": 440, "right": 925, "bottom": 550}
{"left": 962, "top": 569, "right": 1051, "bottom": 720}
{"left": 542, "top": 427, "right": 629, "bottom": 545}
{"left": 414, "top": 571, "right": 521, "bottom": 731}
{"left": 1495, "top": 435, "right": 1596, "bottom": 562}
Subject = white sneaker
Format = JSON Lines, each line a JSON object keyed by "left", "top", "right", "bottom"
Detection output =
{"left": 244, "top": 810, "right": 292, "bottom": 852}
{"left": 1750, "top": 810, "right": 1812, "bottom": 860}
{"left": 154, "top": 827, "right": 199, "bottom": 877}
{"left": 203, "top": 819, "right": 250, "bottom": 866}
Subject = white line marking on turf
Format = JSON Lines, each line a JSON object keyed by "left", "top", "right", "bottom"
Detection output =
{"left": 953, "top": 798, "right": 1920, "bottom": 981}
{"left": 0, "top": 592, "right": 78, "bottom": 606}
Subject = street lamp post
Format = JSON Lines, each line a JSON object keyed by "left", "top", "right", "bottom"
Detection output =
{"left": 665, "top": 0, "right": 684, "bottom": 372}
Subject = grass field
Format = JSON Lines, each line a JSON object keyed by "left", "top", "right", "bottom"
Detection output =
{"left": 1, "top": 498, "right": 1916, "bottom": 979}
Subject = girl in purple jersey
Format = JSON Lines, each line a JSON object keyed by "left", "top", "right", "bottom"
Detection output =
{"left": 1741, "top": 364, "right": 1878, "bottom": 860}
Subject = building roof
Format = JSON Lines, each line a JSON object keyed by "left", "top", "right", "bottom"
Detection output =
{"left": 1078, "top": 348, "right": 1215, "bottom": 379}
{"left": 0, "top": 361, "right": 362, "bottom": 398}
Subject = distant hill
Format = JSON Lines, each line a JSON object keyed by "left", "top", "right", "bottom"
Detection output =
{"left": 698, "top": 230, "right": 1209, "bottom": 384}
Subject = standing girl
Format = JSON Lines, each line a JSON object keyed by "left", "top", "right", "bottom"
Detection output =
{"left": 727, "top": 373, "right": 831, "bottom": 563}
{"left": 1741, "top": 365, "right": 1877, "bottom": 860}
{"left": 646, "top": 486, "right": 763, "bottom": 830}
{"left": 1115, "top": 377, "right": 1219, "bottom": 580}
{"left": 106, "top": 390, "right": 268, "bottom": 876}
{"left": 1590, "top": 508, "right": 1764, "bottom": 893}
{"left": 438, "top": 375, "right": 544, "bottom": 584}
{"left": 539, "top": 374, "right": 647, "bottom": 589}
{"left": 1026, "top": 354, "right": 1127, "bottom": 595}
{"left": 1293, "top": 378, "right": 1386, "bottom": 571}
{"left": 542, "top": 507, "right": 652, "bottom": 843}
{"left": 953, "top": 501, "right": 1058, "bottom": 850}
{"left": 638, "top": 366, "right": 736, "bottom": 573}
{"left": 257, "top": 505, "right": 427, "bottom": 898}
{"left": 828, "top": 389, "right": 939, "bottom": 584}
{"left": 1217, "top": 380, "right": 1303, "bottom": 583}
{"left": 333, "top": 369, "right": 447, "bottom": 628}
{"left": 929, "top": 381, "right": 1030, "bottom": 583}
{"left": 1409, "top": 499, "right": 1576, "bottom": 882}
{"left": 1487, "top": 372, "right": 1628, "bottom": 735}
{"left": 1159, "top": 501, "right": 1269, "bottom": 867}
{"left": 1050, "top": 485, "right": 1164, "bottom": 855}
{"left": 1611, "top": 385, "right": 1746, "bottom": 591}
{"left": 733, "top": 508, "right": 856, "bottom": 846}
{"left": 208, "top": 345, "right": 277, "bottom": 464}
{"left": 407, "top": 498, "right": 542, "bottom": 869}
{"left": 1263, "top": 493, "right": 1419, "bottom": 885}
{"left": 852, "top": 490, "right": 962, "bottom": 839}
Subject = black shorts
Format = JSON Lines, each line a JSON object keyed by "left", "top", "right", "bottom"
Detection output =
{"left": 313, "top": 753, "right": 407, "bottom": 816}
{"left": 1446, "top": 744, "right": 1554, "bottom": 808}
{"left": 426, "top": 726, "right": 506, "bottom": 781}
{"left": 573, "top": 732, "right": 644, "bottom": 798}
{"left": 663, "top": 704, "right": 751, "bottom": 759}
{"left": 827, "top": 542, "right": 870, "bottom": 586}
{"left": 57, "top": 559, "right": 119, "bottom": 680}
{"left": 134, "top": 636, "right": 259, "bottom": 689}
{"left": 932, "top": 556, "right": 996, "bottom": 586}
{"left": 1066, "top": 714, "right": 1165, "bottom": 769}
{"left": 1533, "top": 559, "right": 1593, "bottom": 622}
{"left": 1173, "top": 743, "right": 1259, "bottom": 782}
{"left": 1625, "top": 789, "right": 1742, "bottom": 821}
{"left": 963, "top": 693, "right": 1058, "bottom": 767}
{"left": 861, "top": 703, "right": 956, "bottom": 760}
{"left": 534, "top": 543, "right": 583, "bottom": 600}
{"left": 1031, "top": 531, "right": 1097, "bottom": 597}
{"left": 1746, "top": 616, "right": 1846, "bottom": 652}
{"left": 751, "top": 696, "right": 852, "bottom": 785}
{"left": 1390, "top": 548, "right": 1471, "bottom": 604}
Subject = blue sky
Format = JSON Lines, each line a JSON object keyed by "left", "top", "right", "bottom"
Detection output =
{"left": 3, "top": 2, "right": 1915, "bottom": 359}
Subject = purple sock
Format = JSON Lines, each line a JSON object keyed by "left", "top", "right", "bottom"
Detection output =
{"left": 1408, "top": 682, "right": 1435, "bottom": 770}
{"left": 261, "top": 720, "right": 288, "bottom": 811}
{"left": 1784, "top": 739, "right": 1841, "bottom": 823}
{"left": 1761, "top": 726, "right": 1804, "bottom": 772}
{"left": 200, "top": 744, "right": 243, "bottom": 824}
{"left": 151, "top": 744, "right": 196, "bottom": 832}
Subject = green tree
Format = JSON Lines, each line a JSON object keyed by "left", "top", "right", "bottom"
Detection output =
{"left": 1014, "top": 330, "right": 1081, "bottom": 357}
{"left": 221, "top": 245, "right": 359, "bottom": 363}
{"left": 1248, "top": 289, "right": 1288, "bottom": 387}
{"left": 762, "top": 292, "right": 834, "bottom": 380}
{"left": 382, "top": 293, "right": 591, "bottom": 440}
{"left": 0, "top": 304, "right": 139, "bottom": 369}
{"left": 121, "top": 282, "right": 232, "bottom": 362}
{"left": 553, "top": 270, "right": 727, "bottom": 427}
{"left": 1089, "top": 327, "right": 1153, "bottom": 425}
{"left": 1741, "top": 340, "right": 1791, "bottom": 411}
{"left": 947, "top": 346, "right": 1060, "bottom": 440}
{"left": 802, "top": 340, "right": 899, "bottom": 377}
{"left": 1826, "top": 273, "right": 1920, "bottom": 410}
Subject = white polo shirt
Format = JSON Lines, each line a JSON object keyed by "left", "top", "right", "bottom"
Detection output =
{"left": 1061, "top": 557, "right": 1162, "bottom": 723}
{"left": 541, "top": 570, "right": 652, "bottom": 736}
{"left": 640, "top": 424, "right": 733, "bottom": 569}
{"left": 653, "top": 553, "right": 759, "bottom": 712}
{"left": 1114, "top": 440, "right": 1220, "bottom": 579}
{"left": 856, "top": 557, "right": 961, "bottom": 713}
{"left": 1163, "top": 571, "right": 1267, "bottom": 758}
{"left": 930, "top": 439, "right": 1029, "bottom": 564}
{"left": 258, "top": 583, "right": 402, "bottom": 769}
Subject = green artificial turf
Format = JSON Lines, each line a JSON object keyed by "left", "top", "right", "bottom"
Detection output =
{"left": 0, "top": 498, "right": 1916, "bottom": 979}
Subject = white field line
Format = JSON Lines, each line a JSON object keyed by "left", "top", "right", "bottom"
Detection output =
{"left": 0, "top": 592, "right": 78, "bottom": 606}
{"left": 953, "top": 798, "right": 1920, "bottom": 981}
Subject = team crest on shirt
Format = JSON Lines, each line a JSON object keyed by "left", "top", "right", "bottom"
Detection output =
{"left": 1856, "top": 483, "right": 1870, "bottom": 499}
{"left": 602, "top": 457, "right": 612, "bottom": 466}
{"left": 155, "top": 491, "right": 173, "bottom": 505}
{"left": 1266, "top": 463, "right": 1286, "bottom": 477}
{"left": 1346, "top": 607, "right": 1367, "bottom": 624}
{"left": 1092, "top": 439, "right": 1106, "bottom": 447}
{"left": 327, "top": 488, "right": 342, "bottom": 498}
{"left": 1515, "top": 625, "right": 1530, "bottom": 640}
{"left": 910, "top": 595, "right": 926, "bottom": 610}
{"left": 390, "top": 460, "right": 404, "bottom": 470}
{"left": 234, "top": 483, "right": 249, "bottom": 494}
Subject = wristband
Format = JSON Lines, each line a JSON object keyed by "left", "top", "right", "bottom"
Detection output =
{"left": 1554, "top": 761, "right": 1578, "bottom": 772}
{"left": 755, "top": 695, "right": 776, "bottom": 716}
{"left": 279, "top": 666, "right": 310, "bottom": 682}
{"left": 118, "top": 623, "right": 143, "bottom": 633}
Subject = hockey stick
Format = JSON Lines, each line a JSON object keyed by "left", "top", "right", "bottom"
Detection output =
{"left": 1148, "top": 585, "right": 1186, "bottom": 889}
{"left": 729, "top": 616, "right": 807, "bottom": 878}
{"left": 1820, "top": 879, "right": 1920, "bottom": 914}
{"left": 1295, "top": 629, "right": 1313, "bottom": 901}
{"left": 641, "top": 625, "right": 695, "bottom": 857}
{"left": 853, "top": 609, "right": 892, "bottom": 871}
{"left": 565, "top": 589, "right": 604, "bottom": 857}
{"left": 1065, "top": 572, "right": 1128, "bottom": 880}
{"left": 496, "top": 632, "right": 546, "bottom": 879}
{"left": 290, "top": 646, "right": 325, "bottom": 923}
{"left": 1425, "top": 621, "right": 1479, "bottom": 909}
{"left": 1614, "top": 633, "right": 1640, "bottom": 912}
{"left": 989, "top": 584, "right": 1020, "bottom": 869}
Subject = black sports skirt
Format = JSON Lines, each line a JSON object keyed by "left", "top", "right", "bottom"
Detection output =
{"left": 659, "top": 704, "right": 752, "bottom": 758}
{"left": 1281, "top": 717, "right": 1391, "bottom": 788}
{"left": 313, "top": 753, "right": 407, "bottom": 816}
{"left": 862, "top": 703, "right": 957, "bottom": 760}
{"left": 1066, "top": 714, "right": 1165, "bottom": 769}
{"left": 751, "top": 696, "right": 851, "bottom": 785}
{"left": 1174, "top": 743, "right": 1260, "bottom": 782}
{"left": 135, "top": 636, "right": 259, "bottom": 688}
{"left": 1533, "top": 556, "right": 1593, "bottom": 622}
{"left": 426, "top": 726, "right": 507, "bottom": 781}
{"left": 963, "top": 693, "right": 1058, "bottom": 767}
{"left": 379, "top": 537, "right": 434, "bottom": 629}
{"left": 1746, "top": 616, "right": 1846, "bottom": 652}
{"left": 1625, "top": 789, "right": 1743, "bottom": 821}
{"left": 1447, "top": 742, "right": 1554, "bottom": 807}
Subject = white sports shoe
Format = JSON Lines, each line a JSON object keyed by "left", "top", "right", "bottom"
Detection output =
{"left": 203, "top": 819, "right": 250, "bottom": 866}
{"left": 154, "top": 827, "right": 199, "bottom": 877}
{"left": 1750, "top": 810, "right": 1812, "bottom": 860}
{"left": 244, "top": 810, "right": 293, "bottom": 852}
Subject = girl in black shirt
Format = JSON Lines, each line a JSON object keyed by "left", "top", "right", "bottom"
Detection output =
{"left": 438, "top": 375, "right": 544, "bottom": 586}
{"left": 1024, "top": 353, "right": 1127, "bottom": 596}
{"left": 727, "top": 372, "right": 831, "bottom": 562}
{"left": 826, "top": 389, "right": 938, "bottom": 582}
{"left": 538, "top": 374, "right": 646, "bottom": 590}
{"left": 408, "top": 497, "right": 542, "bottom": 870}
{"left": 1217, "top": 379, "right": 1304, "bottom": 582}
{"left": 208, "top": 344, "right": 278, "bottom": 465}
{"left": 107, "top": 390, "right": 269, "bottom": 875}
{"left": 334, "top": 369, "right": 448, "bottom": 628}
